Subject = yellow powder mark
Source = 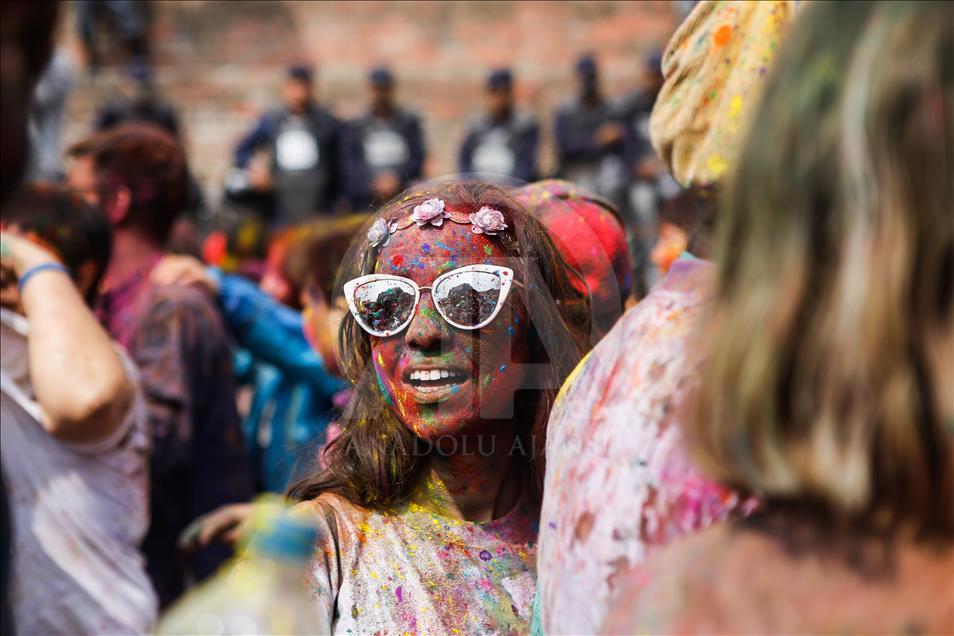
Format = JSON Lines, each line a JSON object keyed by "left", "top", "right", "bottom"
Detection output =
{"left": 376, "top": 352, "right": 385, "bottom": 366}
{"left": 370, "top": 570, "right": 378, "bottom": 580}
{"left": 707, "top": 154, "right": 729, "bottom": 178}
{"left": 729, "top": 94, "right": 742, "bottom": 119}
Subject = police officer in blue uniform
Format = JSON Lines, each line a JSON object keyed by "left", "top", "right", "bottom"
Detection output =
{"left": 229, "top": 64, "right": 342, "bottom": 224}
{"left": 554, "top": 54, "right": 636, "bottom": 211}
{"left": 341, "top": 67, "right": 425, "bottom": 212}
{"left": 458, "top": 69, "right": 539, "bottom": 183}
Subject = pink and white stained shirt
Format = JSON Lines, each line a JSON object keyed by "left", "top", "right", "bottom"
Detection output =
{"left": 535, "top": 258, "right": 755, "bottom": 635}
{"left": 303, "top": 489, "right": 538, "bottom": 634}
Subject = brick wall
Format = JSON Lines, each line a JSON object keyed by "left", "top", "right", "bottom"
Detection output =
{"left": 61, "top": 1, "right": 679, "bottom": 206}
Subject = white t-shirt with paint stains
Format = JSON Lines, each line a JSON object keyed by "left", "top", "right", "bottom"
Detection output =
{"left": 0, "top": 308, "right": 157, "bottom": 634}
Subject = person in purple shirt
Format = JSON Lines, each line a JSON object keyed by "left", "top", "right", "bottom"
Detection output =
{"left": 67, "top": 123, "right": 251, "bottom": 608}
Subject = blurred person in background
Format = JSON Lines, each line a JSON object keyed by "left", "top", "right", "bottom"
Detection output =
{"left": 341, "top": 67, "right": 425, "bottom": 212}
{"left": 93, "top": 60, "right": 210, "bottom": 257}
{"left": 76, "top": 0, "right": 151, "bottom": 74}
{"left": 619, "top": 49, "right": 681, "bottom": 295}
{"left": 228, "top": 63, "right": 343, "bottom": 225}
{"left": 94, "top": 61, "right": 181, "bottom": 139}
{"left": 534, "top": 2, "right": 801, "bottom": 634}
{"left": 649, "top": 188, "right": 715, "bottom": 277}
{"left": 66, "top": 123, "right": 250, "bottom": 608}
{"left": 153, "top": 220, "right": 365, "bottom": 497}
{"left": 605, "top": 2, "right": 953, "bottom": 633}
{"left": 161, "top": 215, "right": 370, "bottom": 553}
{"left": 459, "top": 68, "right": 540, "bottom": 182}
{"left": 1, "top": 185, "right": 156, "bottom": 634}
{"left": 1, "top": 2, "right": 61, "bottom": 632}
{"left": 554, "top": 54, "right": 635, "bottom": 213}
{"left": 27, "top": 46, "right": 77, "bottom": 182}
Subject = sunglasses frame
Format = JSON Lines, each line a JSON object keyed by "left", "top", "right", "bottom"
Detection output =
{"left": 343, "top": 264, "right": 522, "bottom": 337}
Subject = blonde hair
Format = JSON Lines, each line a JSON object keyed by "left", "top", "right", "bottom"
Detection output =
{"left": 690, "top": 1, "right": 954, "bottom": 536}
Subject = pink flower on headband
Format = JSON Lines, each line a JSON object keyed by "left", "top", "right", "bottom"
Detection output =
{"left": 411, "top": 198, "right": 449, "bottom": 227}
{"left": 367, "top": 218, "right": 393, "bottom": 247}
{"left": 469, "top": 206, "right": 508, "bottom": 235}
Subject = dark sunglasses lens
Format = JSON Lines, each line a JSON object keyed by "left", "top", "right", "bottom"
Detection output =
{"left": 433, "top": 271, "right": 503, "bottom": 327}
{"left": 353, "top": 279, "right": 416, "bottom": 334}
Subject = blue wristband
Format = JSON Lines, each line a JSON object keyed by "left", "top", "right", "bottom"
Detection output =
{"left": 18, "top": 263, "right": 71, "bottom": 293}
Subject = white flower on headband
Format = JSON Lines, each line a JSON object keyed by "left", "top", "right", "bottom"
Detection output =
{"left": 469, "top": 206, "right": 508, "bottom": 235}
{"left": 412, "top": 198, "right": 449, "bottom": 227}
{"left": 367, "top": 218, "right": 392, "bottom": 247}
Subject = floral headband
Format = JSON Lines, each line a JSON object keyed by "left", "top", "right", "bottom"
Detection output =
{"left": 367, "top": 198, "right": 508, "bottom": 248}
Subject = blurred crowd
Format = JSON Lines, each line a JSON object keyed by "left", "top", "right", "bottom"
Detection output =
{"left": 1, "top": 1, "right": 952, "bottom": 635}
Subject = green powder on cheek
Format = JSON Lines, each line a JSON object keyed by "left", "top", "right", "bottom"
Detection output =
{"left": 377, "top": 373, "right": 395, "bottom": 406}
{"left": 483, "top": 245, "right": 494, "bottom": 256}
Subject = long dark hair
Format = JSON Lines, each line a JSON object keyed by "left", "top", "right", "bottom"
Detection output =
{"left": 288, "top": 181, "right": 589, "bottom": 509}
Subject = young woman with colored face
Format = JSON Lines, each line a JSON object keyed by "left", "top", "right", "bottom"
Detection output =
{"left": 289, "top": 182, "right": 587, "bottom": 634}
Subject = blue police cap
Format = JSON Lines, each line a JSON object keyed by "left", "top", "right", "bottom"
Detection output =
{"left": 486, "top": 68, "right": 513, "bottom": 91}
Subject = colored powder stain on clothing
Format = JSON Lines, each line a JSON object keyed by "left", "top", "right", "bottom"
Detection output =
{"left": 714, "top": 24, "right": 732, "bottom": 46}
{"left": 508, "top": 326, "right": 515, "bottom": 336}
{"left": 395, "top": 586, "right": 403, "bottom": 602}
{"left": 479, "top": 550, "right": 493, "bottom": 561}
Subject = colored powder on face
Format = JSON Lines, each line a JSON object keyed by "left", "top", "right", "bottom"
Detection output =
{"left": 483, "top": 244, "right": 494, "bottom": 256}
{"left": 479, "top": 550, "right": 492, "bottom": 561}
{"left": 395, "top": 586, "right": 403, "bottom": 602}
{"left": 482, "top": 375, "right": 492, "bottom": 387}
{"left": 465, "top": 346, "right": 473, "bottom": 354}
{"left": 392, "top": 254, "right": 405, "bottom": 267}
{"left": 419, "top": 306, "right": 441, "bottom": 323}
{"left": 508, "top": 326, "right": 515, "bottom": 336}
{"left": 450, "top": 385, "right": 460, "bottom": 394}
{"left": 434, "top": 241, "right": 456, "bottom": 254}
{"left": 499, "top": 364, "right": 507, "bottom": 373}
{"left": 421, "top": 243, "right": 431, "bottom": 255}
{"left": 439, "top": 260, "right": 457, "bottom": 273}
{"left": 377, "top": 373, "right": 395, "bottom": 406}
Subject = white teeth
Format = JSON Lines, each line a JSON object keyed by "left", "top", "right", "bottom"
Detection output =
{"left": 408, "top": 368, "right": 466, "bottom": 384}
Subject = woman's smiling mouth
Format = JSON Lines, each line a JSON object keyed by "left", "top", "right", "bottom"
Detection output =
{"left": 403, "top": 366, "right": 471, "bottom": 402}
